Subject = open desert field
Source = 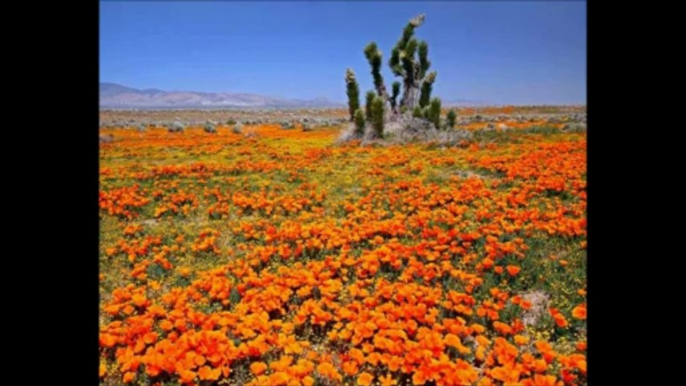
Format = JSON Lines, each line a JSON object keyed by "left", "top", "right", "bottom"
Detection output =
{"left": 99, "top": 112, "right": 586, "bottom": 386}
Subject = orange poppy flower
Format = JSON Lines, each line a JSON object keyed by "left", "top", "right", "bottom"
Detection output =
{"left": 178, "top": 369, "right": 197, "bottom": 384}
{"left": 506, "top": 265, "right": 521, "bottom": 276}
{"left": 123, "top": 304, "right": 135, "bottom": 315}
{"left": 412, "top": 371, "right": 427, "bottom": 386}
{"left": 269, "top": 372, "right": 290, "bottom": 386}
{"left": 100, "top": 333, "right": 117, "bottom": 347}
{"left": 123, "top": 372, "right": 135, "bottom": 383}
{"left": 387, "top": 355, "right": 402, "bottom": 372}
{"left": 159, "top": 319, "right": 173, "bottom": 331}
{"left": 251, "top": 361, "right": 268, "bottom": 376}
{"left": 358, "top": 372, "right": 374, "bottom": 386}
{"left": 194, "top": 355, "right": 207, "bottom": 367}
{"left": 317, "top": 362, "right": 341, "bottom": 381}
{"left": 379, "top": 373, "right": 397, "bottom": 386}
{"left": 514, "top": 335, "right": 530, "bottom": 345}
{"left": 343, "top": 361, "right": 359, "bottom": 376}
{"left": 444, "top": 333, "right": 461, "bottom": 348}
{"left": 198, "top": 366, "right": 221, "bottom": 381}
{"left": 572, "top": 304, "right": 587, "bottom": 319}
{"left": 302, "top": 376, "right": 315, "bottom": 386}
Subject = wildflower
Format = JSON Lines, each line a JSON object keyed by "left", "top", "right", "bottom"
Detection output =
{"left": 251, "top": 361, "right": 268, "bottom": 376}
{"left": 358, "top": 372, "right": 374, "bottom": 386}
{"left": 506, "top": 265, "right": 521, "bottom": 276}
{"left": 572, "top": 304, "right": 587, "bottom": 320}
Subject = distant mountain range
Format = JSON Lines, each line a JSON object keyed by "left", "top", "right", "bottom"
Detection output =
{"left": 100, "top": 82, "right": 492, "bottom": 109}
{"left": 443, "top": 99, "right": 492, "bottom": 107}
{"left": 100, "top": 82, "right": 345, "bottom": 109}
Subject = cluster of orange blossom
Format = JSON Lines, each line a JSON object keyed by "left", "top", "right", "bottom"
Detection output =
{"left": 100, "top": 125, "right": 586, "bottom": 386}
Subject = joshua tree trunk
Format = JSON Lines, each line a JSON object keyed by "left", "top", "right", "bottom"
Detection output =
{"left": 401, "top": 83, "right": 420, "bottom": 110}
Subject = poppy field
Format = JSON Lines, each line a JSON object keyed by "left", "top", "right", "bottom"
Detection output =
{"left": 100, "top": 121, "right": 587, "bottom": 386}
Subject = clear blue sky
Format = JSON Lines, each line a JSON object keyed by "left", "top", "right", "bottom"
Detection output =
{"left": 100, "top": 1, "right": 586, "bottom": 105}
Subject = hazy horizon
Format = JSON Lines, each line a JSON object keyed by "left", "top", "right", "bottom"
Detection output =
{"left": 100, "top": 1, "right": 587, "bottom": 105}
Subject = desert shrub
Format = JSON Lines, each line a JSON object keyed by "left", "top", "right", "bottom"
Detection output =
{"left": 563, "top": 123, "right": 587, "bottom": 133}
{"left": 413, "top": 106, "right": 423, "bottom": 118}
{"left": 370, "top": 96, "right": 385, "bottom": 138}
{"left": 422, "top": 106, "right": 430, "bottom": 120}
{"left": 204, "top": 122, "right": 217, "bottom": 134}
{"left": 446, "top": 109, "right": 456, "bottom": 130}
{"left": 169, "top": 121, "right": 184, "bottom": 133}
{"left": 354, "top": 109, "right": 365, "bottom": 136}
{"left": 522, "top": 125, "right": 561, "bottom": 135}
{"left": 428, "top": 98, "right": 442, "bottom": 129}
{"left": 365, "top": 90, "right": 376, "bottom": 120}
{"left": 232, "top": 123, "right": 243, "bottom": 134}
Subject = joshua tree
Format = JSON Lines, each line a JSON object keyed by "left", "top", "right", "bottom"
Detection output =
{"left": 343, "top": 13, "right": 460, "bottom": 141}
{"left": 446, "top": 109, "right": 457, "bottom": 130}
{"left": 345, "top": 68, "right": 360, "bottom": 122}
{"left": 388, "top": 14, "right": 436, "bottom": 110}
{"left": 350, "top": 14, "right": 440, "bottom": 117}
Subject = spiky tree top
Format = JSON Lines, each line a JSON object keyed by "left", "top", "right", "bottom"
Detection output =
{"left": 364, "top": 43, "right": 388, "bottom": 100}
{"left": 419, "top": 71, "right": 437, "bottom": 108}
{"left": 387, "top": 14, "right": 435, "bottom": 109}
{"left": 410, "top": 13, "right": 426, "bottom": 27}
